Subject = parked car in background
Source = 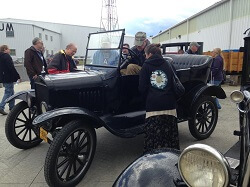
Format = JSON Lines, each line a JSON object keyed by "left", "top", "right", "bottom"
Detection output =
{"left": 161, "top": 42, "right": 204, "bottom": 55}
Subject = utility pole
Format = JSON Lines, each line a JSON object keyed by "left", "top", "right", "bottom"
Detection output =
{"left": 100, "top": 0, "right": 119, "bottom": 31}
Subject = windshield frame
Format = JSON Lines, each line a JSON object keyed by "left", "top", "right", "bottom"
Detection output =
{"left": 84, "top": 29, "right": 125, "bottom": 68}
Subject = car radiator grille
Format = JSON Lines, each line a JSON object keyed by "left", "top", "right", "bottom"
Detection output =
{"left": 78, "top": 88, "right": 104, "bottom": 111}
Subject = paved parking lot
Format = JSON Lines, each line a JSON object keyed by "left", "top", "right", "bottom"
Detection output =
{"left": 0, "top": 82, "right": 240, "bottom": 186}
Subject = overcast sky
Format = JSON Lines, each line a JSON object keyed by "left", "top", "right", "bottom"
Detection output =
{"left": 0, "top": 0, "right": 220, "bottom": 36}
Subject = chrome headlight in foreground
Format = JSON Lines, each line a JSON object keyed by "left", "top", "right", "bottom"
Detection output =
{"left": 178, "top": 144, "right": 230, "bottom": 187}
{"left": 230, "top": 90, "right": 244, "bottom": 103}
{"left": 40, "top": 101, "right": 48, "bottom": 113}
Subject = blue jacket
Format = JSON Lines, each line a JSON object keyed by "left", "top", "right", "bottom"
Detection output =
{"left": 92, "top": 50, "right": 119, "bottom": 66}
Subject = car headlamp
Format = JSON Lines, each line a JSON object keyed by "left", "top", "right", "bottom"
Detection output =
{"left": 178, "top": 144, "right": 230, "bottom": 187}
{"left": 230, "top": 90, "right": 244, "bottom": 103}
{"left": 40, "top": 101, "right": 48, "bottom": 113}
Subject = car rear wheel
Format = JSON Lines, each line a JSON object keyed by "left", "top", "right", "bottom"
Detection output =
{"left": 44, "top": 120, "right": 96, "bottom": 187}
{"left": 188, "top": 96, "right": 218, "bottom": 140}
{"left": 5, "top": 101, "right": 42, "bottom": 149}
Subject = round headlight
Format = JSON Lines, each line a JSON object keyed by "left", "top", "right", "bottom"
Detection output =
{"left": 40, "top": 102, "right": 48, "bottom": 113}
{"left": 230, "top": 90, "right": 244, "bottom": 103}
{"left": 178, "top": 144, "right": 230, "bottom": 187}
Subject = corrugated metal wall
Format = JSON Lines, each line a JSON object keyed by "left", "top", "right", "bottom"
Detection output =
{"left": 189, "top": 2, "right": 229, "bottom": 33}
{"left": 0, "top": 22, "right": 33, "bottom": 58}
{"left": 153, "top": 0, "right": 250, "bottom": 52}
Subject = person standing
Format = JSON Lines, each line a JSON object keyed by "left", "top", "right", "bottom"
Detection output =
{"left": 185, "top": 42, "right": 200, "bottom": 54}
{"left": 0, "top": 45, "right": 20, "bottom": 115}
{"left": 139, "top": 44, "right": 179, "bottom": 153}
{"left": 47, "top": 43, "right": 78, "bottom": 74}
{"left": 24, "top": 37, "right": 47, "bottom": 89}
{"left": 210, "top": 48, "right": 224, "bottom": 109}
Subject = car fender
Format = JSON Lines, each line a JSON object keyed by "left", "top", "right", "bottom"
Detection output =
{"left": 5, "top": 89, "right": 35, "bottom": 103}
{"left": 33, "top": 107, "right": 105, "bottom": 128}
{"left": 190, "top": 84, "right": 226, "bottom": 107}
{"left": 113, "top": 148, "right": 182, "bottom": 187}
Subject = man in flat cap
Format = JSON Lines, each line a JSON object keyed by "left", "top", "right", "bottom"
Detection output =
{"left": 121, "top": 31, "right": 150, "bottom": 75}
{"left": 185, "top": 42, "right": 200, "bottom": 55}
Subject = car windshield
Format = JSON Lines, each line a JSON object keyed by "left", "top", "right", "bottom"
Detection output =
{"left": 85, "top": 29, "right": 124, "bottom": 67}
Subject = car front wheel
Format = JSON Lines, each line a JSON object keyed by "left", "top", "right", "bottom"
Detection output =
{"left": 5, "top": 101, "right": 42, "bottom": 149}
{"left": 44, "top": 120, "right": 96, "bottom": 187}
{"left": 188, "top": 95, "right": 218, "bottom": 140}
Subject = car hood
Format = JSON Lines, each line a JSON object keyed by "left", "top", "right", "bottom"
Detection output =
{"left": 37, "top": 70, "right": 106, "bottom": 90}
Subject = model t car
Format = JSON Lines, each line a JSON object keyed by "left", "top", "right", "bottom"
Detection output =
{"left": 113, "top": 30, "right": 250, "bottom": 187}
{"left": 5, "top": 29, "right": 225, "bottom": 186}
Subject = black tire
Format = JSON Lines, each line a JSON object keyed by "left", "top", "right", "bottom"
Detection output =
{"left": 5, "top": 101, "right": 42, "bottom": 149}
{"left": 44, "top": 120, "right": 96, "bottom": 187}
{"left": 188, "top": 95, "right": 218, "bottom": 140}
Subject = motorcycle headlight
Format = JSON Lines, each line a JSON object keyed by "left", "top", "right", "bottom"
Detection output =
{"left": 230, "top": 90, "right": 244, "bottom": 103}
{"left": 178, "top": 144, "right": 230, "bottom": 187}
{"left": 40, "top": 101, "right": 48, "bottom": 113}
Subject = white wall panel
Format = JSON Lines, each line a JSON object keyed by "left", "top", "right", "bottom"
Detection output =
{"left": 0, "top": 22, "right": 33, "bottom": 58}
{"left": 230, "top": 15, "right": 250, "bottom": 49}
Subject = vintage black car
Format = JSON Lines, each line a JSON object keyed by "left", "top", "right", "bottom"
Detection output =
{"left": 113, "top": 30, "right": 250, "bottom": 187}
{"left": 161, "top": 42, "right": 204, "bottom": 55}
{"left": 5, "top": 29, "right": 226, "bottom": 187}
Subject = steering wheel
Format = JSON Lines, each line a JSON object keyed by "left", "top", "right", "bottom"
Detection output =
{"left": 120, "top": 48, "right": 141, "bottom": 69}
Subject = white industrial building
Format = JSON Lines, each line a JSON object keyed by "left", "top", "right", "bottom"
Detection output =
{"left": 152, "top": 0, "right": 250, "bottom": 52}
{"left": 0, "top": 18, "right": 135, "bottom": 60}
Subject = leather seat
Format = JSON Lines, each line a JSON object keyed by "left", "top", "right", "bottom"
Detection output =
{"left": 163, "top": 54, "right": 213, "bottom": 83}
{"left": 164, "top": 54, "right": 212, "bottom": 70}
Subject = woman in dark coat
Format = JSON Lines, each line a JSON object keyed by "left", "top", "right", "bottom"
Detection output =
{"left": 0, "top": 45, "right": 20, "bottom": 115}
{"left": 139, "top": 44, "right": 179, "bottom": 153}
{"left": 210, "top": 48, "right": 224, "bottom": 109}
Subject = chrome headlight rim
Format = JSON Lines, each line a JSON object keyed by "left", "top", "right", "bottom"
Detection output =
{"left": 40, "top": 101, "right": 48, "bottom": 113}
{"left": 230, "top": 90, "right": 244, "bottom": 103}
{"left": 178, "top": 144, "right": 230, "bottom": 187}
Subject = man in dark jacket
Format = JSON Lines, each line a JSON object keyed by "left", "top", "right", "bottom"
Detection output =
{"left": 24, "top": 37, "right": 47, "bottom": 89}
{"left": 0, "top": 45, "right": 20, "bottom": 115}
{"left": 47, "top": 43, "right": 77, "bottom": 74}
{"left": 121, "top": 32, "right": 150, "bottom": 75}
{"left": 185, "top": 42, "right": 200, "bottom": 55}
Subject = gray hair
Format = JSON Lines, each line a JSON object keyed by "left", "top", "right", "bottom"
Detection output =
{"left": 66, "top": 43, "right": 76, "bottom": 49}
{"left": 32, "top": 37, "right": 42, "bottom": 45}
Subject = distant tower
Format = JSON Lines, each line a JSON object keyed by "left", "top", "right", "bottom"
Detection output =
{"left": 100, "top": 0, "right": 119, "bottom": 31}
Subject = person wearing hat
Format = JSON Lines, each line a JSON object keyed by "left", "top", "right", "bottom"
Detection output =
{"left": 185, "top": 42, "right": 200, "bottom": 55}
{"left": 121, "top": 31, "right": 150, "bottom": 75}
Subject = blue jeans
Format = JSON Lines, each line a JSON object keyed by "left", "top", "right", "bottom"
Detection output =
{"left": 0, "top": 83, "right": 15, "bottom": 110}
{"left": 210, "top": 80, "right": 222, "bottom": 109}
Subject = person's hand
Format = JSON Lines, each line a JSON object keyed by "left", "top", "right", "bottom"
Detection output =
{"left": 33, "top": 75, "right": 38, "bottom": 79}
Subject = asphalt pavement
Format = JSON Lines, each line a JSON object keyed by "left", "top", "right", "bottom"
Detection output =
{"left": 0, "top": 81, "right": 240, "bottom": 187}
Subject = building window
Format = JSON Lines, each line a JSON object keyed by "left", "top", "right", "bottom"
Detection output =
{"left": 6, "top": 31, "right": 14, "bottom": 37}
{"left": 10, "top": 49, "right": 16, "bottom": 56}
{"left": 39, "top": 33, "right": 42, "bottom": 39}
{"left": 50, "top": 36, "right": 53, "bottom": 41}
{"left": 45, "top": 34, "right": 48, "bottom": 40}
{"left": 51, "top": 50, "right": 53, "bottom": 55}
{"left": 46, "top": 50, "right": 49, "bottom": 57}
